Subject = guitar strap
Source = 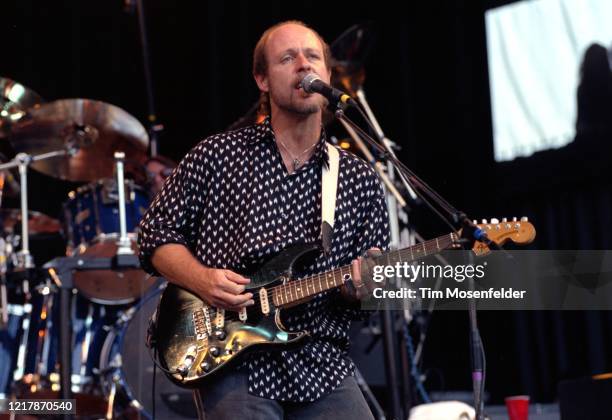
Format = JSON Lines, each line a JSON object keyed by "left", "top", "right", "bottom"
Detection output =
{"left": 321, "top": 143, "right": 340, "bottom": 255}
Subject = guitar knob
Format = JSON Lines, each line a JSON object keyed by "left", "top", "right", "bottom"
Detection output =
{"left": 177, "top": 354, "right": 194, "bottom": 377}
{"left": 491, "top": 218, "right": 499, "bottom": 224}
{"left": 512, "top": 217, "right": 517, "bottom": 222}
{"left": 502, "top": 218, "right": 507, "bottom": 222}
{"left": 177, "top": 364, "right": 188, "bottom": 377}
{"left": 481, "top": 219, "right": 488, "bottom": 225}
{"left": 209, "top": 347, "right": 220, "bottom": 357}
{"left": 521, "top": 216, "right": 528, "bottom": 222}
{"left": 200, "top": 361, "right": 212, "bottom": 372}
{"left": 213, "top": 329, "right": 226, "bottom": 341}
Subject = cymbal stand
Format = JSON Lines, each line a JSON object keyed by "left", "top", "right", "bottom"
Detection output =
{"left": 0, "top": 149, "right": 71, "bottom": 382}
{"left": 0, "top": 150, "right": 70, "bottom": 265}
{"left": 0, "top": 150, "right": 70, "bottom": 267}
{"left": 114, "top": 152, "right": 133, "bottom": 255}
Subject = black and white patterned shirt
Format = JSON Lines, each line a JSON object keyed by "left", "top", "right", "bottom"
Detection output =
{"left": 138, "top": 118, "right": 389, "bottom": 402}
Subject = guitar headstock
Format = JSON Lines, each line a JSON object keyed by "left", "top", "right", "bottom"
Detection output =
{"left": 471, "top": 217, "right": 536, "bottom": 256}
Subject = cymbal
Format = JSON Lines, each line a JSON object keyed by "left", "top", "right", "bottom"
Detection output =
{"left": 0, "top": 77, "right": 44, "bottom": 137}
{"left": 330, "top": 23, "right": 374, "bottom": 96}
{"left": 1, "top": 208, "right": 62, "bottom": 236}
{"left": 9, "top": 99, "right": 149, "bottom": 182}
{"left": 330, "top": 23, "right": 374, "bottom": 71}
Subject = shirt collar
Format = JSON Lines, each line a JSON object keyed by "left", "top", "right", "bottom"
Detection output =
{"left": 250, "top": 116, "right": 330, "bottom": 169}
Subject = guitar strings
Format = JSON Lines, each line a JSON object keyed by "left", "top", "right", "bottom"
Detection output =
{"left": 216, "top": 235, "right": 456, "bottom": 321}
{"left": 259, "top": 235, "right": 453, "bottom": 304}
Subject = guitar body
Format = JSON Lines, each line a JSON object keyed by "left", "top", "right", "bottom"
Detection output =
{"left": 153, "top": 243, "right": 320, "bottom": 388}
{"left": 151, "top": 218, "right": 535, "bottom": 389}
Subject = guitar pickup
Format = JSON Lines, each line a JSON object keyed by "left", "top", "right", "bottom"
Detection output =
{"left": 214, "top": 308, "right": 225, "bottom": 329}
{"left": 259, "top": 287, "right": 270, "bottom": 315}
{"left": 238, "top": 307, "right": 247, "bottom": 322}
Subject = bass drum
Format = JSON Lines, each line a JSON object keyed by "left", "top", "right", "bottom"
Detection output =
{"left": 99, "top": 282, "right": 198, "bottom": 419}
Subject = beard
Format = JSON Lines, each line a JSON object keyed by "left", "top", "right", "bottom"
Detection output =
{"left": 269, "top": 89, "right": 326, "bottom": 115}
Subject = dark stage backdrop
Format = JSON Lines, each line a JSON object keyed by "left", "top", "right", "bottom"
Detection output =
{"left": 3, "top": 0, "right": 611, "bottom": 406}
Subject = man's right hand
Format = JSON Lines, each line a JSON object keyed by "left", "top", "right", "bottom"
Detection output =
{"left": 150, "top": 243, "right": 255, "bottom": 311}
{"left": 194, "top": 268, "right": 255, "bottom": 311}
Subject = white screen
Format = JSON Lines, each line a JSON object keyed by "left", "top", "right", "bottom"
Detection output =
{"left": 485, "top": 0, "right": 612, "bottom": 162}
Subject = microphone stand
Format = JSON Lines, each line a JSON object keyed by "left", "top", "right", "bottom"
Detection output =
{"left": 337, "top": 110, "right": 410, "bottom": 420}
{"left": 333, "top": 103, "right": 491, "bottom": 420}
{"left": 134, "top": 0, "right": 162, "bottom": 157}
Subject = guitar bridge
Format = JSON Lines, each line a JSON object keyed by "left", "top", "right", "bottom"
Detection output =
{"left": 193, "top": 308, "right": 209, "bottom": 340}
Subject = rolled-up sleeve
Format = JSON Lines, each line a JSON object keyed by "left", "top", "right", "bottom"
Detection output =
{"left": 138, "top": 143, "right": 209, "bottom": 275}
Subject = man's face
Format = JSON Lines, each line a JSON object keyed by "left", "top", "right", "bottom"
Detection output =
{"left": 146, "top": 160, "right": 169, "bottom": 195}
{"left": 255, "top": 24, "right": 331, "bottom": 116}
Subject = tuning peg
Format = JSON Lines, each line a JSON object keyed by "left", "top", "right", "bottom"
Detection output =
{"left": 481, "top": 219, "right": 488, "bottom": 224}
{"left": 512, "top": 217, "right": 517, "bottom": 222}
{"left": 473, "top": 220, "right": 478, "bottom": 225}
{"left": 521, "top": 216, "right": 528, "bottom": 222}
{"left": 502, "top": 218, "right": 507, "bottom": 222}
{"left": 491, "top": 218, "right": 499, "bottom": 224}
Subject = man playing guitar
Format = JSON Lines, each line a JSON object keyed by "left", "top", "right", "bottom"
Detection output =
{"left": 139, "top": 20, "right": 389, "bottom": 419}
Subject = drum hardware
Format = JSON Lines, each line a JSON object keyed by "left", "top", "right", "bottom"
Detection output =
{"left": 0, "top": 148, "right": 76, "bottom": 398}
{"left": 94, "top": 350, "right": 123, "bottom": 419}
{"left": 0, "top": 148, "right": 77, "bottom": 337}
{"left": 9, "top": 98, "right": 149, "bottom": 182}
{"left": 60, "top": 153, "right": 153, "bottom": 305}
{"left": 0, "top": 276, "right": 7, "bottom": 326}
{"left": 0, "top": 208, "right": 62, "bottom": 238}
{"left": 114, "top": 151, "right": 133, "bottom": 256}
{"left": 105, "top": 374, "right": 118, "bottom": 420}
{"left": 41, "top": 254, "right": 141, "bottom": 414}
{"left": 0, "top": 83, "right": 160, "bottom": 413}
{"left": 97, "top": 281, "right": 199, "bottom": 419}
{"left": 0, "top": 238, "right": 8, "bottom": 326}
{"left": 0, "top": 151, "right": 75, "bottom": 268}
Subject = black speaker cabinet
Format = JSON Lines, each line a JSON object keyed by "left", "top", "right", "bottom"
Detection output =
{"left": 558, "top": 374, "right": 612, "bottom": 420}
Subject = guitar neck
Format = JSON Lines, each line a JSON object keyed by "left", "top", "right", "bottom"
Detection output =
{"left": 271, "top": 232, "right": 460, "bottom": 308}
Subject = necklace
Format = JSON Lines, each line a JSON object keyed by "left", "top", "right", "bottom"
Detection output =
{"left": 276, "top": 137, "right": 318, "bottom": 171}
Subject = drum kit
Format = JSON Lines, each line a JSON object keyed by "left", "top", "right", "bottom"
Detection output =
{"left": 0, "top": 77, "right": 192, "bottom": 418}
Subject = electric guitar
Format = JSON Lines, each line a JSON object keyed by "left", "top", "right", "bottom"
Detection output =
{"left": 151, "top": 217, "right": 535, "bottom": 388}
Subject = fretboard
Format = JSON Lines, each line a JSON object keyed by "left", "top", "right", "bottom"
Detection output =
{"left": 270, "top": 232, "right": 460, "bottom": 307}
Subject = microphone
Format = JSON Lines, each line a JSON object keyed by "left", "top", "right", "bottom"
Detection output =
{"left": 300, "top": 74, "right": 357, "bottom": 107}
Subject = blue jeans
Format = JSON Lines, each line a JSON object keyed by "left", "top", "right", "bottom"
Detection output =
{"left": 194, "top": 368, "right": 374, "bottom": 420}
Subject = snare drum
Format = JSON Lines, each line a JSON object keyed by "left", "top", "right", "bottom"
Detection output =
{"left": 99, "top": 283, "right": 198, "bottom": 419}
{"left": 64, "top": 179, "right": 155, "bottom": 305}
